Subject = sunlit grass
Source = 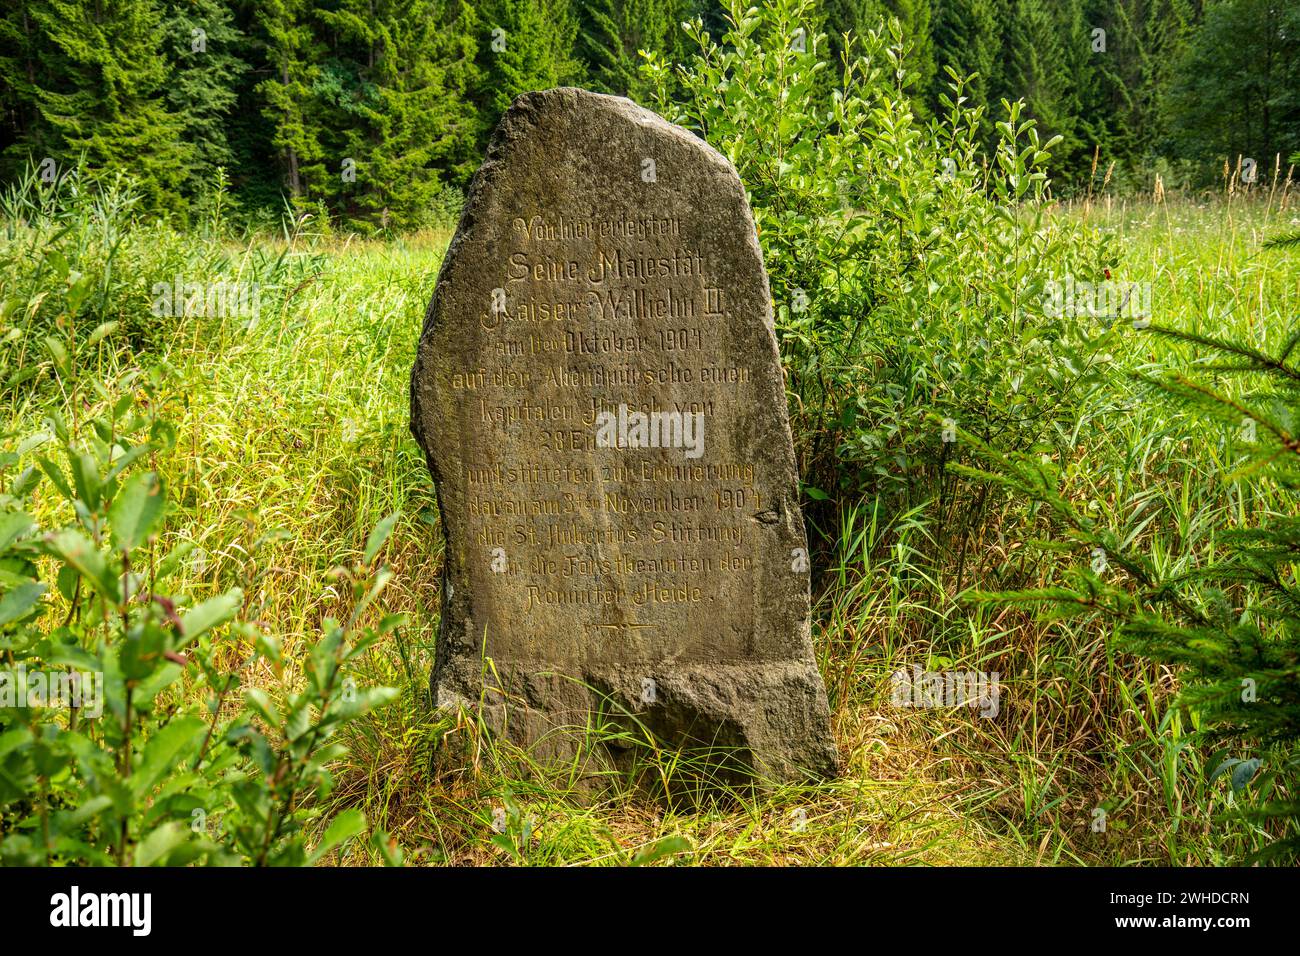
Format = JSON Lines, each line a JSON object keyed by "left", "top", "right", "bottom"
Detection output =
{"left": 4, "top": 196, "right": 1296, "bottom": 865}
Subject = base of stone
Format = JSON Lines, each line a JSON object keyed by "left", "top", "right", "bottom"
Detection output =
{"left": 432, "top": 660, "right": 838, "bottom": 785}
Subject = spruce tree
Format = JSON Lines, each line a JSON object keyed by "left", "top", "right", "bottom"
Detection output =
{"left": 315, "top": 0, "right": 483, "bottom": 230}
{"left": 1052, "top": 0, "right": 1102, "bottom": 185}
{"left": 478, "top": 0, "right": 583, "bottom": 118}
{"left": 930, "top": 0, "right": 998, "bottom": 138}
{"left": 255, "top": 0, "right": 323, "bottom": 202}
{"left": 0, "top": 1, "right": 49, "bottom": 177}
{"left": 959, "top": 317, "right": 1300, "bottom": 863}
{"left": 1164, "top": 0, "right": 1300, "bottom": 174}
{"left": 997, "top": 0, "right": 1081, "bottom": 180}
{"left": 577, "top": 0, "right": 689, "bottom": 100}
{"left": 1085, "top": 0, "right": 1195, "bottom": 178}
{"left": 159, "top": 0, "right": 249, "bottom": 195}
{"left": 25, "top": 0, "right": 191, "bottom": 215}
{"left": 578, "top": 0, "right": 627, "bottom": 93}
{"left": 885, "top": 0, "right": 935, "bottom": 112}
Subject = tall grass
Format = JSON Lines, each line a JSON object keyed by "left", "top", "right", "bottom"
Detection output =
{"left": 3, "top": 154, "right": 1297, "bottom": 863}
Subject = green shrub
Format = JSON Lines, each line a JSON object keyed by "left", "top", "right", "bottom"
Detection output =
{"left": 0, "top": 360, "right": 400, "bottom": 866}
{"left": 647, "top": 0, "right": 1114, "bottom": 573}
{"left": 0, "top": 162, "right": 318, "bottom": 377}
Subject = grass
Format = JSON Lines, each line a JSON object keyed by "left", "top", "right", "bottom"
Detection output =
{"left": 3, "top": 190, "right": 1298, "bottom": 865}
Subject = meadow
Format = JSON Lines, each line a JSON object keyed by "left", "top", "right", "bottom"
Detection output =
{"left": 3, "top": 2, "right": 1299, "bottom": 866}
{"left": 3, "top": 179, "right": 1295, "bottom": 865}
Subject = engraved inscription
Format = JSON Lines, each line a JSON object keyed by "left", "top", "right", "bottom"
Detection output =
{"left": 410, "top": 88, "right": 835, "bottom": 780}
{"left": 449, "top": 206, "right": 762, "bottom": 651}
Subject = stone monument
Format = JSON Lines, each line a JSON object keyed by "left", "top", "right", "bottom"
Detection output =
{"left": 410, "top": 88, "right": 835, "bottom": 781}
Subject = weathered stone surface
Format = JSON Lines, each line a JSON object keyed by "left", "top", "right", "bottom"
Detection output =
{"left": 410, "top": 88, "right": 836, "bottom": 781}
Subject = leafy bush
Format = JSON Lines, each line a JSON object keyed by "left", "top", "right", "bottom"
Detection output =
{"left": 0, "top": 360, "right": 399, "bottom": 866}
{"left": 0, "top": 162, "right": 317, "bottom": 376}
{"left": 647, "top": 0, "right": 1114, "bottom": 572}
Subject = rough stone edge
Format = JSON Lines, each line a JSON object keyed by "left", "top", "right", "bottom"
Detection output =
{"left": 409, "top": 88, "right": 838, "bottom": 783}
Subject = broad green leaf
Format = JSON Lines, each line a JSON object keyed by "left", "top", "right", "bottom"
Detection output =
{"left": 66, "top": 273, "right": 93, "bottom": 315}
{"left": 363, "top": 510, "right": 401, "bottom": 564}
{"left": 66, "top": 796, "right": 114, "bottom": 826}
{"left": 629, "top": 835, "right": 691, "bottom": 866}
{"left": 0, "top": 511, "right": 35, "bottom": 551}
{"left": 56, "top": 563, "right": 78, "bottom": 601}
{"left": 0, "top": 727, "right": 31, "bottom": 759}
{"left": 177, "top": 589, "right": 243, "bottom": 646}
{"left": 0, "top": 581, "right": 44, "bottom": 626}
{"left": 308, "top": 809, "right": 366, "bottom": 865}
{"left": 45, "top": 530, "right": 119, "bottom": 601}
{"left": 134, "top": 822, "right": 190, "bottom": 867}
{"left": 244, "top": 688, "right": 280, "bottom": 728}
{"left": 108, "top": 471, "right": 165, "bottom": 552}
{"left": 1232, "top": 758, "right": 1262, "bottom": 791}
{"left": 103, "top": 444, "right": 152, "bottom": 484}
{"left": 371, "top": 829, "right": 405, "bottom": 867}
{"left": 7, "top": 365, "right": 40, "bottom": 389}
{"left": 37, "top": 456, "right": 73, "bottom": 501}
{"left": 134, "top": 661, "right": 185, "bottom": 706}
{"left": 132, "top": 716, "right": 206, "bottom": 797}
{"left": 154, "top": 540, "right": 195, "bottom": 582}
{"left": 67, "top": 451, "right": 101, "bottom": 510}
{"left": 44, "top": 336, "right": 68, "bottom": 371}
{"left": 326, "top": 686, "right": 398, "bottom": 723}
{"left": 45, "top": 248, "right": 69, "bottom": 279}
{"left": 10, "top": 465, "right": 40, "bottom": 497}
{"left": 87, "top": 321, "right": 118, "bottom": 345}
{"left": 44, "top": 646, "right": 102, "bottom": 672}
